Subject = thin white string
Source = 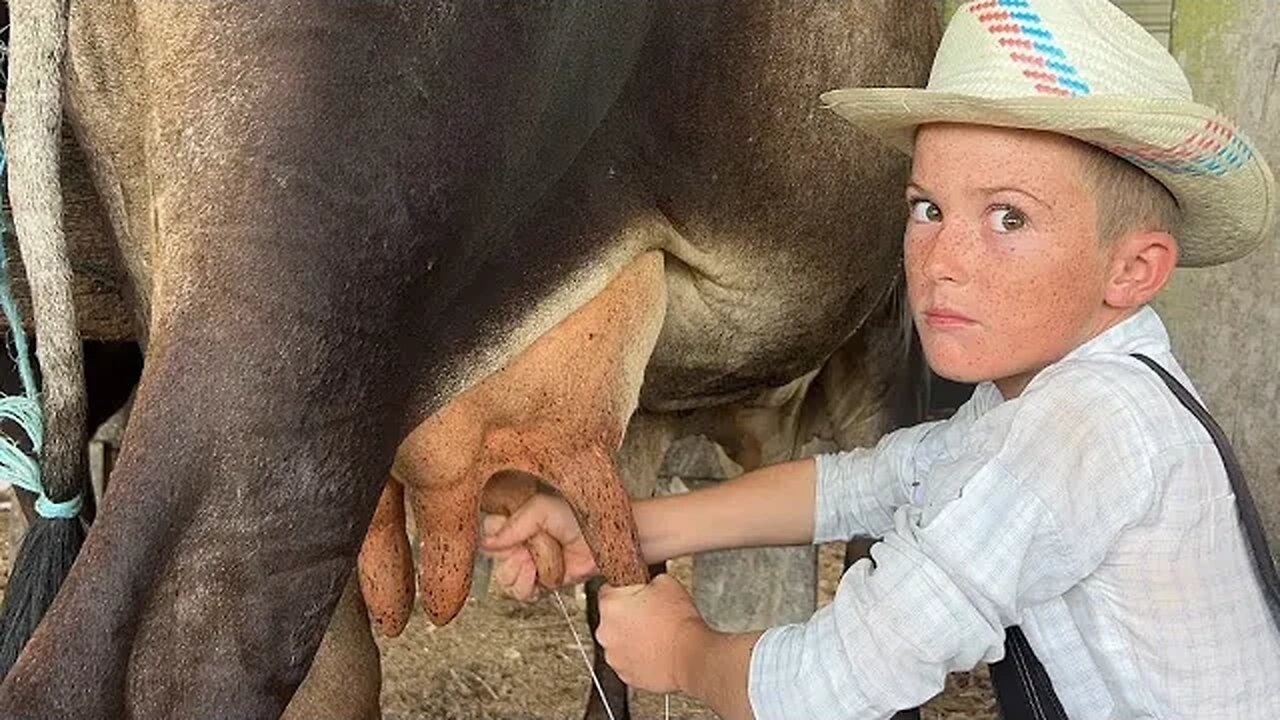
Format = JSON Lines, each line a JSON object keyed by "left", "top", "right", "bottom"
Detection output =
{"left": 552, "top": 589, "right": 618, "bottom": 720}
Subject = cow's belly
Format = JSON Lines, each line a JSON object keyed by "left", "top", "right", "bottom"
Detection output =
{"left": 644, "top": 240, "right": 899, "bottom": 411}
{"left": 414, "top": 127, "right": 907, "bottom": 421}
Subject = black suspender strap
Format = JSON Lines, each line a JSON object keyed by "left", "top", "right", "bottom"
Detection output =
{"left": 989, "top": 626, "right": 1069, "bottom": 720}
{"left": 989, "top": 353, "right": 1280, "bottom": 720}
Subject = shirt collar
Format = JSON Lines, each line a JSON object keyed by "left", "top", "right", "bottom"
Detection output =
{"left": 1061, "top": 305, "right": 1171, "bottom": 362}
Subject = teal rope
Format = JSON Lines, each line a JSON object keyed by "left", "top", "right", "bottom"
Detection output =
{"left": 0, "top": 128, "right": 81, "bottom": 520}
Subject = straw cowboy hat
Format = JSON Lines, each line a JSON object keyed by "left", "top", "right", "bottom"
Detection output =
{"left": 822, "top": 0, "right": 1276, "bottom": 267}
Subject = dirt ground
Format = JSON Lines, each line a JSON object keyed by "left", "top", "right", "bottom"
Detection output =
{"left": 0, "top": 491, "right": 996, "bottom": 720}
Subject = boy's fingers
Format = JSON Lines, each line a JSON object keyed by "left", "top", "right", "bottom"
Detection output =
{"left": 480, "top": 513, "right": 508, "bottom": 540}
{"left": 491, "top": 549, "right": 524, "bottom": 589}
{"left": 512, "top": 558, "right": 538, "bottom": 601}
{"left": 480, "top": 503, "right": 543, "bottom": 550}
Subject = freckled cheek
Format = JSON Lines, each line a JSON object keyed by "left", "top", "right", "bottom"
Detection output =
{"left": 998, "top": 267, "right": 1088, "bottom": 347}
{"left": 905, "top": 267, "right": 926, "bottom": 310}
{"left": 903, "top": 245, "right": 929, "bottom": 311}
{"left": 977, "top": 260, "right": 1050, "bottom": 345}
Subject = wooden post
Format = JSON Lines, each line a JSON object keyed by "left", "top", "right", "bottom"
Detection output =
{"left": 1155, "top": 0, "right": 1280, "bottom": 551}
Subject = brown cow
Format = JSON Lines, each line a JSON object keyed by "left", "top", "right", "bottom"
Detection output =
{"left": 0, "top": 2, "right": 937, "bottom": 718}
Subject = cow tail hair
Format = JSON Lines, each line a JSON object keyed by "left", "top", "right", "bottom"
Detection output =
{"left": 0, "top": 0, "right": 88, "bottom": 682}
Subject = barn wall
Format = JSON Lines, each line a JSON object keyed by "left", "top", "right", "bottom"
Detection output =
{"left": 1155, "top": 0, "right": 1280, "bottom": 553}
{"left": 1114, "top": 0, "right": 1175, "bottom": 46}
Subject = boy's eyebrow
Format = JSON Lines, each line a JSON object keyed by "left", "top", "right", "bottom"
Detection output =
{"left": 905, "top": 181, "right": 1055, "bottom": 211}
{"left": 977, "top": 185, "right": 1054, "bottom": 210}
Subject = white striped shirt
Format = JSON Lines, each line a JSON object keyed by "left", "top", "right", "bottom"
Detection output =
{"left": 748, "top": 306, "right": 1280, "bottom": 719}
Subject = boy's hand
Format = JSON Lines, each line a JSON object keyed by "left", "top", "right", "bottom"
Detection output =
{"left": 480, "top": 493, "right": 599, "bottom": 600}
{"left": 596, "top": 575, "right": 713, "bottom": 694}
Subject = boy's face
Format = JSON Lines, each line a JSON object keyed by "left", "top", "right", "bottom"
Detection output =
{"left": 904, "top": 124, "right": 1119, "bottom": 398}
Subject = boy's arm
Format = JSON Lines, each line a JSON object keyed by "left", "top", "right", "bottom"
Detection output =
{"left": 638, "top": 419, "right": 945, "bottom": 562}
{"left": 634, "top": 458, "right": 818, "bottom": 563}
{"left": 678, "top": 628, "right": 761, "bottom": 720}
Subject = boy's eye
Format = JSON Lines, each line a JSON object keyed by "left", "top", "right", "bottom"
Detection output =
{"left": 988, "top": 206, "right": 1027, "bottom": 233}
{"left": 909, "top": 199, "right": 942, "bottom": 223}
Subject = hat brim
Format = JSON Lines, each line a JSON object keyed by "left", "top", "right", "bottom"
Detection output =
{"left": 821, "top": 89, "right": 1277, "bottom": 267}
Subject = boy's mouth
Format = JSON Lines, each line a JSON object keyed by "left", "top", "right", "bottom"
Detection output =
{"left": 922, "top": 307, "right": 976, "bottom": 328}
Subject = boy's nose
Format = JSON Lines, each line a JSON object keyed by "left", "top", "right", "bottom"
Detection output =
{"left": 917, "top": 221, "right": 972, "bottom": 285}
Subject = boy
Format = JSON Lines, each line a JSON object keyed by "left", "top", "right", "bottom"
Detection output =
{"left": 482, "top": 1, "right": 1280, "bottom": 717}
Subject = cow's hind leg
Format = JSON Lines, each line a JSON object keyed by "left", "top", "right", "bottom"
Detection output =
{"left": 282, "top": 575, "right": 381, "bottom": 720}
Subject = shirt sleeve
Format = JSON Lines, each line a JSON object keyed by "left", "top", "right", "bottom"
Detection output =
{"left": 811, "top": 382, "right": 995, "bottom": 543}
{"left": 751, "top": 364, "right": 1159, "bottom": 719}
{"left": 812, "top": 421, "right": 939, "bottom": 543}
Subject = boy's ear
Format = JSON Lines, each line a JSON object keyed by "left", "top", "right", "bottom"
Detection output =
{"left": 1104, "top": 229, "right": 1178, "bottom": 309}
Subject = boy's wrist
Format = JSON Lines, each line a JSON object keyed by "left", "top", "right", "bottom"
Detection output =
{"left": 673, "top": 619, "right": 717, "bottom": 696}
{"left": 675, "top": 624, "right": 761, "bottom": 720}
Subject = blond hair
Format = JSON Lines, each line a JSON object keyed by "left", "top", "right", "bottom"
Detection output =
{"left": 1074, "top": 141, "right": 1183, "bottom": 244}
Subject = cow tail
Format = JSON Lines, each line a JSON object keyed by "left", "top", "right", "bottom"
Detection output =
{"left": 0, "top": 0, "right": 89, "bottom": 682}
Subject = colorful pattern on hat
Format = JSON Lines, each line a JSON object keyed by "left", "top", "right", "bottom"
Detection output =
{"left": 1107, "top": 117, "right": 1255, "bottom": 177}
{"left": 967, "top": 0, "right": 1090, "bottom": 97}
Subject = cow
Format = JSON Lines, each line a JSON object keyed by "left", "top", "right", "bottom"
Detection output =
{"left": 0, "top": 1, "right": 938, "bottom": 718}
